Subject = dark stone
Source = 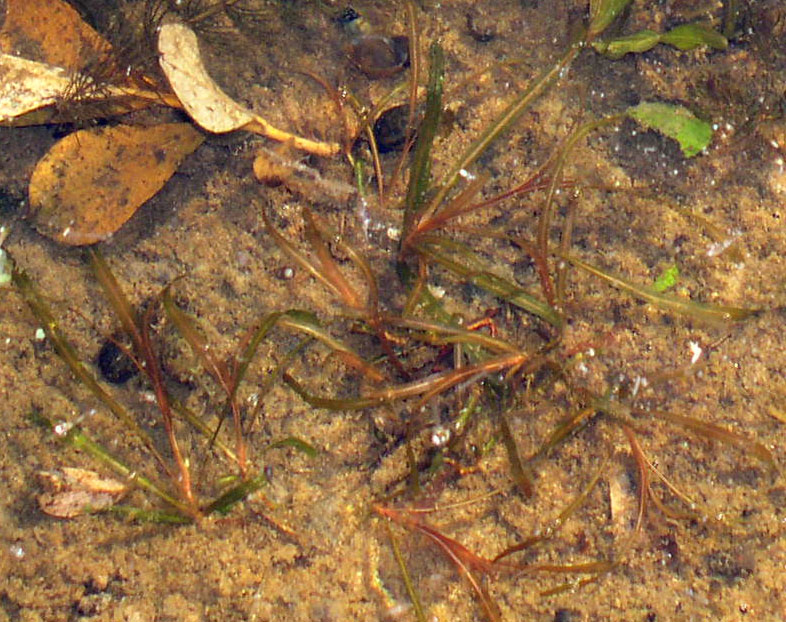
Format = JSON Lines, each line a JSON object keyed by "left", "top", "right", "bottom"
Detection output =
{"left": 373, "top": 105, "right": 410, "bottom": 154}
{"left": 97, "top": 339, "right": 138, "bottom": 385}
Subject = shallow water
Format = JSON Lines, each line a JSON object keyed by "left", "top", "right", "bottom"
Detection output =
{"left": 1, "top": 1, "right": 785, "bottom": 621}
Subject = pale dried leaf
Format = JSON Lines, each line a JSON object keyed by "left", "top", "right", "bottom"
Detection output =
{"left": 607, "top": 469, "right": 636, "bottom": 537}
{"left": 158, "top": 22, "right": 254, "bottom": 133}
{"left": 29, "top": 123, "right": 205, "bottom": 245}
{"left": 0, "top": 53, "right": 72, "bottom": 123}
{"left": 0, "top": 53, "right": 144, "bottom": 126}
{"left": 37, "top": 467, "right": 127, "bottom": 518}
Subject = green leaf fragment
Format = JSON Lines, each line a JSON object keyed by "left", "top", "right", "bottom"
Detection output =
{"left": 626, "top": 102, "right": 713, "bottom": 158}
{"left": 107, "top": 505, "right": 194, "bottom": 524}
{"left": 592, "top": 30, "right": 661, "bottom": 59}
{"left": 653, "top": 264, "right": 679, "bottom": 292}
{"left": 203, "top": 473, "right": 268, "bottom": 515}
{"left": 268, "top": 437, "right": 319, "bottom": 458}
{"left": 660, "top": 23, "right": 728, "bottom": 51}
{"left": 588, "top": 0, "right": 634, "bottom": 39}
{"left": 593, "top": 23, "right": 727, "bottom": 59}
{"left": 0, "top": 230, "right": 11, "bottom": 286}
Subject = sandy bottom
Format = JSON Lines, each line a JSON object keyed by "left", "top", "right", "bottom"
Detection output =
{"left": 1, "top": 2, "right": 785, "bottom": 621}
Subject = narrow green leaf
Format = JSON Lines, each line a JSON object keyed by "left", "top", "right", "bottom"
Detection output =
{"left": 203, "top": 473, "right": 268, "bottom": 515}
{"left": 383, "top": 315, "right": 519, "bottom": 354}
{"left": 498, "top": 408, "right": 534, "bottom": 498}
{"left": 593, "top": 23, "right": 727, "bottom": 59}
{"left": 278, "top": 311, "right": 384, "bottom": 382}
{"left": 660, "top": 23, "right": 728, "bottom": 51}
{"left": 13, "top": 266, "right": 164, "bottom": 464}
{"left": 283, "top": 373, "right": 383, "bottom": 410}
{"left": 34, "top": 413, "right": 188, "bottom": 514}
{"left": 403, "top": 42, "right": 444, "bottom": 237}
{"left": 232, "top": 311, "right": 284, "bottom": 399}
{"left": 531, "top": 406, "right": 597, "bottom": 460}
{"left": 416, "top": 238, "right": 562, "bottom": 327}
{"left": 646, "top": 409, "right": 776, "bottom": 468}
{"left": 163, "top": 283, "right": 230, "bottom": 389}
{"left": 88, "top": 249, "right": 142, "bottom": 350}
{"left": 171, "top": 399, "right": 237, "bottom": 461}
{"left": 107, "top": 506, "right": 193, "bottom": 524}
{"left": 420, "top": 44, "right": 580, "bottom": 235}
{"left": 285, "top": 351, "right": 534, "bottom": 412}
{"left": 268, "top": 437, "right": 319, "bottom": 458}
{"left": 563, "top": 254, "right": 759, "bottom": 323}
{"left": 592, "top": 30, "right": 661, "bottom": 58}
{"left": 626, "top": 102, "right": 713, "bottom": 157}
{"left": 385, "top": 521, "right": 427, "bottom": 622}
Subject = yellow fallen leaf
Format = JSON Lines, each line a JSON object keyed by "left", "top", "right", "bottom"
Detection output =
{"left": 0, "top": 0, "right": 111, "bottom": 68}
{"left": 29, "top": 123, "right": 205, "bottom": 245}
{"left": 0, "top": 0, "right": 180, "bottom": 125}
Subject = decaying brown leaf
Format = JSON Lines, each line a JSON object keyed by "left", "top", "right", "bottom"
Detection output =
{"left": 29, "top": 123, "right": 205, "bottom": 245}
{"left": 37, "top": 467, "right": 127, "bottom": 518}
{"left": 158, "top": 21, "right": 340, "bottom": 156}
{"left": 0, "top": 0, "right": 111, "bottom": 69}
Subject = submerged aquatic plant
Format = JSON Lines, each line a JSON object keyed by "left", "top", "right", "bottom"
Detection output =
{"left": 11, "top": 248, "right": 327, "bottom": 524}
{"left": 5, "top": 0, "right": 780, "bottom": 619}
{"left": 258, "top": 1, "right": 776, "bottom": 618}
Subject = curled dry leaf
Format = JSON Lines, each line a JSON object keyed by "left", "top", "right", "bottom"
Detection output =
{"left": 29, "top": 123, "right": 205, "bottom": 245}
{"left": 157, "top": 21, "right": 255, "bottom": 134}
{"left": 0, "top": 0, "right": 111, "bottom": 68}
{"left": 158, "top": 21, "right": 340, "bottom": 156}
{"left": 37, "top": 467, "right": 127, "bottom": 518}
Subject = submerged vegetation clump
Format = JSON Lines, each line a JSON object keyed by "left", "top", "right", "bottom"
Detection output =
{"left": 2, "top": 0, "right": 783, "bottom": 619}
{"left": 13, "top": 248, "right": 315, "bottom": 524}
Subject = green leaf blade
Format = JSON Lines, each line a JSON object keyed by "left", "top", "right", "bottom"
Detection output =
{"left": 592, "top": 30, "right": 661, "bottom": 59}
{"left": 403, "top": 42, "right": 444, "bottom": 237}
{"left": 626, "top": 102, "right": 713, "bottom": 158}
{"left": 661, "top": 23, "right": 728, "bottom": 52}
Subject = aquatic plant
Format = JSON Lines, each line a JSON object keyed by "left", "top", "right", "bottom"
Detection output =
{"left": 260, "top": 0, "right": 777, "bottom": 617}
{"left": 12, "top": 249, "right": 289, "bottom": 522}
{"left": 3, "top": 0, "right": 781, "bottom": 620}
